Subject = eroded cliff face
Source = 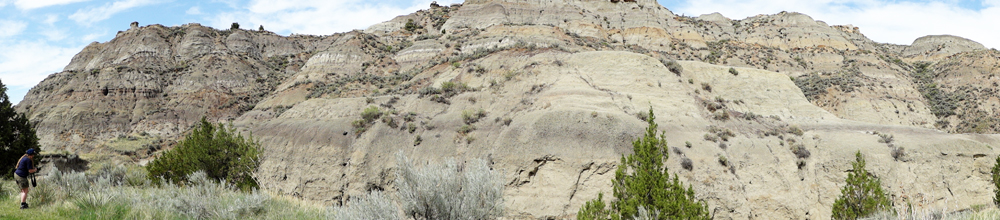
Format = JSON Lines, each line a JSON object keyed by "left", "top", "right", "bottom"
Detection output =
{"left": 16, "top": 23, "right": 333, "bottom": 157}
{"left": 16, "top": 0, "right": 1000, "bottom": 219}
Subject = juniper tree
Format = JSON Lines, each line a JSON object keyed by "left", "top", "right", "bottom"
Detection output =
{"left": 147, "top": 117, "right": 261, "bottom": 191}
{"left": 992, "top": 155, "right": 1000, "bottom": 206}
{"left": 831, "top": 151, "right": 892, "bottom": 220}
{"left": 0, "top": 79, "right": 40, "bottom": 178}
{"left": 578, "top": 108, "right": 709, "bottom": 220}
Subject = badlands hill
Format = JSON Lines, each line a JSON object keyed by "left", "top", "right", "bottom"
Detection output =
{"left": 15, "top": 0, "right": 1000, "bottom": 219}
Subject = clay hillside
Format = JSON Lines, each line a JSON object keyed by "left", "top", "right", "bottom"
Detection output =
{"left": 15, "top": 0, "right": 1000, "bottom": 219}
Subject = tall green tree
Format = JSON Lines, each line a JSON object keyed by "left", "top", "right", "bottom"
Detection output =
{"left": 578, "top": 108, "right": 710, "bottom": 220}
{"left": 0, "top": 79, "right": 40, "bottom": 178}
{"left": 992, "top": 156, "right": 1000, "bottom": 206}
{"left": 147, "top": 117, "right": 261, "bottom": 190}
{"left": 831, "top": 151, "right": 892, "bottom": 220}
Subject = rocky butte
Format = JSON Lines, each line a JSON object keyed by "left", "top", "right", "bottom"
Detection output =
{"left": 15, "top": 0, "right": 1000, "bottom": 219}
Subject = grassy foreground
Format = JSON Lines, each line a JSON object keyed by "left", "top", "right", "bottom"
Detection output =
{"left": 0, "top": 167, "right": 328, "bottom": 220}
{"left": 2, "top": 165, "right": 998, "bottom": 219}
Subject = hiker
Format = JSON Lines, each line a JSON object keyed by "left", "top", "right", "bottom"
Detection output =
{"left": 14, "top": 148, "right": 37, "bottom": 209}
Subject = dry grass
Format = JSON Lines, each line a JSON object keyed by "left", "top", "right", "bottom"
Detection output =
{"left": 861, "top": 206, "right": 1000, "bottom": 220}
{"left": 0, "top": 167, "right": 327, "bottom": 219}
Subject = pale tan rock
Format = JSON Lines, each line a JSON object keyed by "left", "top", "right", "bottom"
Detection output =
{"left": 15, "top": 1, "right": 1000, "bottom": 219}
{"left": 903, "top": 35, "right": 986, "bottom": 61}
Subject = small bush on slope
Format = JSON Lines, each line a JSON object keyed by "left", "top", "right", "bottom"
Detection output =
{"left": 832, "top": 151, "right": 893, "bottom": 220}
{"left": 146, "top": 117, "right": 261, "bottom": 191}
{"left": 578, "top": 108, "right": 709, "bottom": 220}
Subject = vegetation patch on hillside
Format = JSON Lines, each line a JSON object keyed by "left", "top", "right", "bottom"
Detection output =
{"left": 794, "top": 68, "right": 865, "bottom": 101}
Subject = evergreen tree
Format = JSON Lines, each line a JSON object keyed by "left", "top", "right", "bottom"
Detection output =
{"left": 578, "top": 108, "right": 709, "bottom": 220}
{"left": 992, "top": 155, "right": 1000, "bottom": 206}
{"left": 0, "top": 79, "right": 40, "bottom": 178}
{"left": 146, "top": 117, "right": 261, "bottom": 190}
{"left": 578, "top": 193, "right": 610, "bottom": 220}
{"left": 831, "top": 151, "right": 892, "bottom": 220}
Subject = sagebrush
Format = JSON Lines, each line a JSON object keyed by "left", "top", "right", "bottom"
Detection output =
{"left": 6, "top": 168, "right": 325, "bottom": 219}
{"left": 330, "top": 153, "right": 505, "bottom": 220}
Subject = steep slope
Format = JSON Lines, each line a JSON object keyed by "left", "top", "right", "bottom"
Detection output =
{"left": 919, "top": 49, "right": 1000, "bottom": 133}
{"left": 17, "top": 23, "right": 332, "bottom": 158}
{"left": 14, "top": 0, "right": 1000, "bottom": 219}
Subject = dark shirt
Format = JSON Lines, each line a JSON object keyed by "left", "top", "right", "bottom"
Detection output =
{"left": 14, "top": 156, "right": 32, "bottom": 177}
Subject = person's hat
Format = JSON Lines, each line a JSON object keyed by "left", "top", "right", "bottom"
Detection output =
{"left": 26, "top": 148, "right": 37, "bottom": 155}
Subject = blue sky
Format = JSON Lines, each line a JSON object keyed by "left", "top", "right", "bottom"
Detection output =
{"left": 1, "top": 0, "right": 998, "bottom": 105}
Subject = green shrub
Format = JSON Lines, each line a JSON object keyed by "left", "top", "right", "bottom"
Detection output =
{"left": 146, "top": 117, "right": 261, "bottom": 191}
{"left": 419, "top": 86, "right": 442, "bottom": 97}
{"left": 793, "top": 69, "right": 864, "bottom": 101}
{"left": 403, "top": 112, "right": 417, "bottom": 122}
{"left": 404, "top": 19, "right": 420, "bottom": 32}
{"left": 788, "top": 125, "right": 804, "bottom": 136}
{"left": 383, "top": 116, "right": 397, "bottom": 128}
{"left": 462, "top": 109, "right": 487, "bottom": 124}
{"left": 457, "top": 125, "right": 476, "bottom": 135}
{"left": 831, "top": 151, "right": 892, "bottom": 220}
{"left": 361, "top": 106, "right": 382, "bottom": 123}
{"left": 728, "top": 67, "right": 739, "bottom": 76}
{"left": 406, "top": 123, "right": 417, "bottom": 133}
{"left": 440, "top": 81, "right": 470, "bottom": 97}
{"left": 660, "top": 59, "right": 683, "bottom": 76}
{"left": 577, "top": 193, "right": 610, "bottom": 220}
{"left": 578, "top": 108, "right": 709, "bottom": 220}
{"left": 712, "top": 111, "right": 730, "bottom": 121}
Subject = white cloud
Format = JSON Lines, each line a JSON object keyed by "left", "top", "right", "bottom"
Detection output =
{"left": 41, "top": 27, "right": 67, "bottom": 41}
{"left": 186, "top": 6, "right": 201, "bottom": 15}
{"left": 0, "top": 39, "right": 82, "bottom": 104}
{"left": 207, "top": 0, "right": 463, "bottom": 35}
{"left": 43, "top": 14, "right": 60, "bottom": 25}
{"left": 69, "top": 0, "right": 158, "bottom": 25}
{"left": 14, "top": 0, "right": 90, "bottom": 10}
{"left": 672, "top": 0, "right": 1000, "bottom": 49}
{"left": 986, "top": 0, "right": 1000, "bottom": 7}
{"left": 0, "top": 20, "right": 27, "bottom": 38}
